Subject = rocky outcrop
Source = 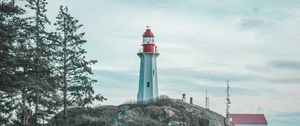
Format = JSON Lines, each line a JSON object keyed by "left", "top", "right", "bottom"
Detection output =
{"left": 49, "top": 99, "right": 233, "bottom": 126}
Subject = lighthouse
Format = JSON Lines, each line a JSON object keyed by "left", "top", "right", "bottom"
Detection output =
{"left": 137, "top": 27, "right": 159, "bottom": 102}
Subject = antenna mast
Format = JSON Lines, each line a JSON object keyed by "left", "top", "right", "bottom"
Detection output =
{"left": 226, "top": 80, "right": 231, "bottom": 119}
{"left": 205, "top": 90, "right": 209, "bottom": 109}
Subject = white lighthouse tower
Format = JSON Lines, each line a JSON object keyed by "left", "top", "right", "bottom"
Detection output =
{"left": 137, "top": 27, "right": 159, "bottom": 102}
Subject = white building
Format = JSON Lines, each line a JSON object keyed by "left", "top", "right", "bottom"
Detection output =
{"left": 137, "top": 27, "right": 159, "bottom": 102}
{"left": 229, "top": 114, "right": 268, "bottom": 126}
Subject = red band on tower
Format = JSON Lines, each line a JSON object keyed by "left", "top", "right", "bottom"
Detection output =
{"left": 143, "top": 44, "right": 155, "bottom": 52}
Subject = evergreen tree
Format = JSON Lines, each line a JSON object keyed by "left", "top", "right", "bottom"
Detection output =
{"left": 53, "top": 6, "right": 104, "bottom": 125}
{"left": 25, "top": 0, "right": 58, "bottom": 125}
{"left": 1, "top": 1, "right": 104, "bottom": 125}
{"left": 0, "top": 0, "right": 27, "bottom": 124}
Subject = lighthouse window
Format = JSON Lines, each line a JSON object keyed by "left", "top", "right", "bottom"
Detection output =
{"left": 153, "top": 70, "right": 155, "bottom": 75}
{"left": 143, "top": 38, "right": 153, "bottom": 44}
{"left": 147, "top": 82, "right": 150, "bottom": 87}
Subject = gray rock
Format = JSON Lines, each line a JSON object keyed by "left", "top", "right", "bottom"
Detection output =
{"left": 49, "top": 99, "right": 234, "bottom": 126}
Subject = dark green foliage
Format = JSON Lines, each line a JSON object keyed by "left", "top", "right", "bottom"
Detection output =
{"left": 54, "top": 5, "right": 97, "bottom": 107}
{"left": 49, "top": 107, "right": 116, "bottom": 126}
{"left": 25, "top": 0, "right": 59, "bottom": 125}
{"left": 0, "top": 0, "right": 25, "bottom": 92}
{"left": 0, "top": 0, "right": 27, "bottom": 125}
{"left": 1, "top": 1, "right": 103, "bottom": 125}
{"left": 52, "top": 5, "right": 104, "bottom": 125}
{"left": 199, "top": 118, "right": 209, "bottom": 126}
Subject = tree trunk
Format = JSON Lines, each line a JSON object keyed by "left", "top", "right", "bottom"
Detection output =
{"left": 34, "top": 1, "right": 40, "bottom": 125}
{"left": 34, "top": 90, "right": 38, "bottom": 126}
{"left": 63, "top": 16, "right": 68, "bottom": 126}
{"left": 21, "top": 89, "right": 27, "bottom": 126}
{"left": 63, "top": 71, "right": 67, "bottom": 126}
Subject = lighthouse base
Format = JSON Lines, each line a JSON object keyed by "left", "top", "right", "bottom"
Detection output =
{"left": 137, "top": 52, "right": 159, "bottom": 102}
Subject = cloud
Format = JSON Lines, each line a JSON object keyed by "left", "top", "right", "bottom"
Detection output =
{"left": 269, "top": 60, "right": 300, "bottom": 70}
{"left": 91, "top": 69, "right": 139, "bottom": 105}
{"left": 267, "top": 112, "right": 300, "bottom": 126}
{"left": 160, "top": 67, "right": 260, "bottom": 82}
{"left": 270, "top": 77, "right": 300, "bottom": 84}
{"left": 238, "top": 18, "right": 267, "bottom": 29}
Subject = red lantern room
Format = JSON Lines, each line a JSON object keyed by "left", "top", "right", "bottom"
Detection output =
{"left": 142, "top": 26, "right": 156, "bottom": 52}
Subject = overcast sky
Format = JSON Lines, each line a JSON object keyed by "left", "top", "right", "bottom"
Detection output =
{"left": 44, "top": 0, "right": 300, "bottom": 125}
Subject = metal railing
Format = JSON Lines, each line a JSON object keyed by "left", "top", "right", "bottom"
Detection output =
{"left": 122, "top": 95, "right": 183, "bottom": 105}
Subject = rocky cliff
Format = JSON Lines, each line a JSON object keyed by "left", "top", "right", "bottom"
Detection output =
{"left": 49, "top": 99, "right": 233, "bottom": 126}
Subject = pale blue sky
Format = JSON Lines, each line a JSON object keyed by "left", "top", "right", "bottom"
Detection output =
{"left": 44, "top": 0, "right": 300, "bottom": 125}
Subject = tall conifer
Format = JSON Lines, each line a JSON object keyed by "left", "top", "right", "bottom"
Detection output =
{"left": 53, "top": 6, "right": 103, "bottom": 125}
{"left": 25, "top": 0, "right": 58, "bottom": 125}
{"left": 0, "top": 0, "right": 27, "bottom": 124}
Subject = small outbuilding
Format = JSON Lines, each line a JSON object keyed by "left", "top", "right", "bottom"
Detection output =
{"left": 228, "top": 114, "right": 268, "bottom": 126}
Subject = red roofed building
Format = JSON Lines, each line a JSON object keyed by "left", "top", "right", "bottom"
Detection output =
{"left": 228, "top": 114, "right": 268, "bottom": 126}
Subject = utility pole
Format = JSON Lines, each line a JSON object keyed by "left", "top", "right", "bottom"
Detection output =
{"left": 226, "top": 80, "right": 231, "bottom": 119}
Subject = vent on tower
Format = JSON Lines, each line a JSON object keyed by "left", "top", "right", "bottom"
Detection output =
{"left": 182, "top": 94, "right": 186, "bottom": 102}
{"left": 190, "top": 97, "right": 193, "bottom": 104}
